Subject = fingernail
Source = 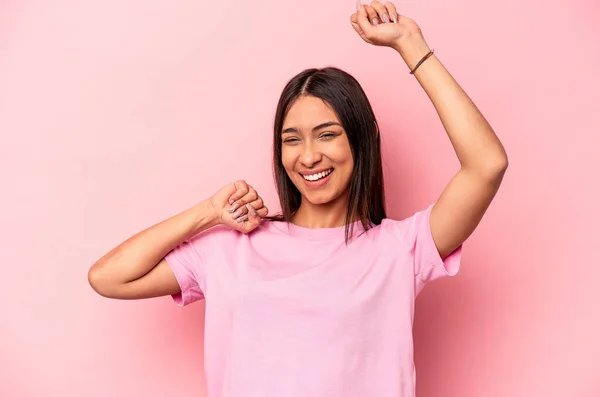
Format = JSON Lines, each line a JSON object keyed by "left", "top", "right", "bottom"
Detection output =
{"left": 232, "top": 208, "right": 243, "bottom": 218}
{"left": 246, "top": 204, "right": 257, "bottom": 216}
{"left": 355, "top": 0, "right": 361, "bottom": 11}
{"left": 382, "top": 13, "right": 389, "bottom": 23}
{"left": 392, "top": 13, "right": 397, "bottom": 23}
{"left": 236, "top": 214, "right": 248, "bottom": 223}
{"left": 228, "top": 203, "right": 239, "bottom": 213}
{"left": 228, "top": 198, "right": 234, "bottom": 205}
{"left": 372, "top": 17, "right": 379, "bottom": 25}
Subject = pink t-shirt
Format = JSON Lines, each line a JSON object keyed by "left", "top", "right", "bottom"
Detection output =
{"left": 165, "top": 203, "right": 462, "bottom": 397}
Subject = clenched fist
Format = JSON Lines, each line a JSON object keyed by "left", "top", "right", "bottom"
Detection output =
{"left": 209, "top": 180, "right": 269, "bottom": 233}
{"left": 350, "top": 1, "right": 424, "bottom": 50}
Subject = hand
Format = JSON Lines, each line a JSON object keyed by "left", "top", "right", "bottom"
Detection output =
{"left": 350, "top": 1, "right": 424, "bottom": 51}
{"left": 209, "top": 180, "right": 269, "bottom": 234}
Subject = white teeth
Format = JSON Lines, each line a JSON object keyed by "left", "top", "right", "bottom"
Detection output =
{"left": 302, "top": 169, "right": 333, "bottom": 181}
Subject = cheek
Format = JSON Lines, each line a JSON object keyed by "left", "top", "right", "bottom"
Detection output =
{"left": 329, "top": 141, "right": 354, "bottom": 165}
{"left": 281, "top": 148, "right": 296, "bottom": 172}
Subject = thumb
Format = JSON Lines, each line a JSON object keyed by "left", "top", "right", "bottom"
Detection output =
{"left": 356, "top": 5, "right": 375, "bottom": 38}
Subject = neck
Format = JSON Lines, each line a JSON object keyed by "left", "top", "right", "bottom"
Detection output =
{"left": 291, "top": 192, "right": 352, "bottom": 229}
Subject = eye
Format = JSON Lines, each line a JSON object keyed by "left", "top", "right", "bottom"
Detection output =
{"left": 283, "top": 137, "right": 300, "bottom": 144}
{"left": 320, "top": 132, "right": 337, "bottom": 139}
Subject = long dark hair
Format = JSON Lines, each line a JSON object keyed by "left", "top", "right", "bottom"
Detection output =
{"left": 269, "top": 67, "right": 386, "bottom": 242}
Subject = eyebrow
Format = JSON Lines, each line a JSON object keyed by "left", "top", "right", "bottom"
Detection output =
{"left": 282, "top": 121, "right": 342, "bottom": 134}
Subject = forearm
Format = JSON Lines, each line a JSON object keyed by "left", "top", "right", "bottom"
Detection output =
{"left": 89, "top": 199, "right": 218, "bottom": 285}
{"left": 394, "top": 36, "right": 508, "bottom": 174}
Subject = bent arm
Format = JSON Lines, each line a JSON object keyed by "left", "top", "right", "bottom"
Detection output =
{"left": 88, "top": 199, "right": 218, "bottom": 299}
{"left": 394, "top": 36, "right": 509, "bottom": 258}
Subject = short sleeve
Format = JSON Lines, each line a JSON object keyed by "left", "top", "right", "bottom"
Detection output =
{"left": 164, "top": 225, "right": 224, "bottom": 306}
{"left": 386, "top": 203, "right": 462, "bottom": 295}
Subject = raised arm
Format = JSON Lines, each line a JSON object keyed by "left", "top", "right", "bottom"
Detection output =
{"left": 395, "top": 33, "right": 508, "bottom": 259}
{"left": 352, "top": 1, "right": 508, "bottom": 259}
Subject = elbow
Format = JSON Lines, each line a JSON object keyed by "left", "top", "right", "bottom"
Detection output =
{"left": 484, "top": 144, "right": 509, "bottom": 173}
{"left": 482, "top": 160, "right": 508, "bottom": 182}
{"left": 88, "top": 263, "right": 114, "bottom": 298}
{"left": 488, "top": 155, "right": 509, "bottom": 177}
{"left": 87, "top": 265, "right": 104, "bottom": 296}
{"left": 464, "top": 153, "right": 509, "bottom": 181}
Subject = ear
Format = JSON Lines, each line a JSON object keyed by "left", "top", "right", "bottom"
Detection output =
{"left": 374, "top": 121, "right": 380, "bottom": 137}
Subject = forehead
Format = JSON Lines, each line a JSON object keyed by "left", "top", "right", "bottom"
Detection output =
{"left": 283, "top": 96, "right": 341, "bottom": 128}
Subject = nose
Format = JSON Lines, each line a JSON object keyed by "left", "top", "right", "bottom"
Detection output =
{"left": 299, "top": 142, "right": 322, "bottom": 168}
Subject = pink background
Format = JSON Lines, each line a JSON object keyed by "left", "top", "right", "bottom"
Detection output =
{"left": 1, "top": 0, "right": 599, "bottom": 396}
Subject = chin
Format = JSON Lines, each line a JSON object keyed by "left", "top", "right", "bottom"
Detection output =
{"left": 303, "top": 193, "right": 336, "bottom": 206}
{"left": 300, "top": 186, "right": 347, "bottom": 206}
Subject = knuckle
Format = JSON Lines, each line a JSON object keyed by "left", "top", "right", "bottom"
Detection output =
{"left": 233, "top": 180, "right": 247, "bottom": 194}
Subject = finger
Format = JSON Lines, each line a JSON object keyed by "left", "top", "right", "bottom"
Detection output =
{"left": 364, "top": 5, "right": 379, "bottom": 25}
{"left": 370, "top": 1, "right": 390, "bottom": 23}
{"left": 230, "top": 187, "right": 257, "bottom": 211}
{"left": 230, "top": 203, "right": 248, "bottom": 220}
{"left": 247, "top": 199, "right": 267, "bottom": 217}
{"left": 238, "top": 188, "right": 258, "bottom": 206}
{"left": 384, "top": 1, "right": 398, "bottom": 23}
{"left": 227, "top": 180, "right": 249, "bottom": 204}
{"left": 248, "top": 197, "right": 264, "bottom": 212}
{"left": 246, "top": 203, "right": 258, "bottom": 217}
{"left": 255, "top": 206, "right": 268, "bottom": 218}
{"left": 350, "top": 13, "right": 370, "bottom": 43}
{"left": 245, "top": 203, "right": 267, "bottom": 227}
{"left": 357, "top": 5, "right": 376, "bottom": 37}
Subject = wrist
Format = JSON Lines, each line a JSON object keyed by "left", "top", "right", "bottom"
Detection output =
{"left": 393, "top": 34, "right": 432, "bottom": 71}
{"left": 189, "top": 199, "right": 220, "bottom": 234}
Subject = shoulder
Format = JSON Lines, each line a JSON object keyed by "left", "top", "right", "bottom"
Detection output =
{"left": 378, "top": 204, "right": 435, "bottom": 244}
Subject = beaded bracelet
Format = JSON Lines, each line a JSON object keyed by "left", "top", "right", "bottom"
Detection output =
{"left": 409, "top": 49, "right": 434, "bottom": 74}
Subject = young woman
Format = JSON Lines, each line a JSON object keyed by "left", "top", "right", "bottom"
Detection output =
{"left": 88, "top": 2, "right": 508, "bottom": 396}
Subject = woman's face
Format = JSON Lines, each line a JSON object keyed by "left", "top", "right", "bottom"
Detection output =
{"left": 281, "top": 95, "right": 354, "bottom": 206}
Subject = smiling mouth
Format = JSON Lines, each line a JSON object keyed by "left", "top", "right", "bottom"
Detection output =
{"left": 300, "top": 168, "right": 334, "bottom": 182}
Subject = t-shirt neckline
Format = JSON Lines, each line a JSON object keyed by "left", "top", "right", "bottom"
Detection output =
{"left": 269, "top": 219, "right": 368, "bottom": 240}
